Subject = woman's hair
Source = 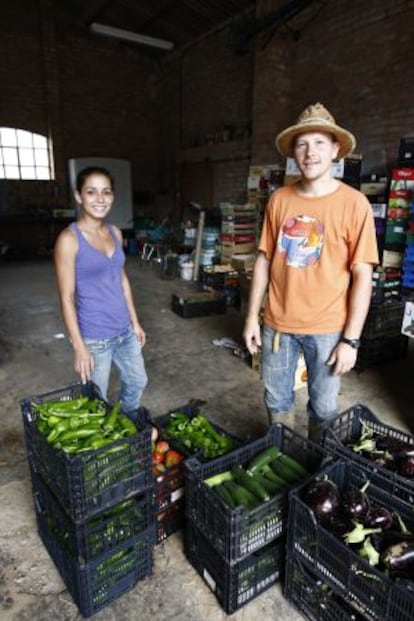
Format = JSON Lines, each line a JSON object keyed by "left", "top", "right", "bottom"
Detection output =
{"left": 76, "top": 166, "right": 115, "bottom": 192}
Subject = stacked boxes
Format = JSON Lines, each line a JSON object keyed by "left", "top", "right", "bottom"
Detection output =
{"left": 184, "top": 425, "right": 325, "bottom": 613}
{"left": 199, "top": 264, "right": 241, "bottom": 309}
{"left": 220, "top": 202, "right": 258, "bottom": 264}
{"left": 358, "top": 299, "right": 407, "bottom": 370}
{"left": 385, "top": 167, "right": 413, "bottom": 252}
{"left": 20, "top": 382, "right": 154, "bottom": 617}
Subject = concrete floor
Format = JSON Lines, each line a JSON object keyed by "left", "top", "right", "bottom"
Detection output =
{"left": 0, "top": 257, "right": 413, "bottom": 621}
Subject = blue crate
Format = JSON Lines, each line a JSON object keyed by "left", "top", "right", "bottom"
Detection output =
{"left": 185, "top": 517, "right": 283, "bottom": 613}
{"left": 21, "top": 382, "right": 152, "bottom": 522}
{"left": 36, "top": 501, "right": 154, "bottom": 618}
{"left": 32, "top": 469, "right": 154, "bottom": 564}
{"left": 322, "top": 402, "right": 414, "bottom": 503}
{"left": 287, "top": 460, "right": 414, "bottom": 621}
{"left": 185, "top": 424, "right": 326, "bottom": 562}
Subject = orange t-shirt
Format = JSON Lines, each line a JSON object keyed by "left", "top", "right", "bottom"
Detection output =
{"left": 259, "top": 182, "right": 379, "bottom": 334}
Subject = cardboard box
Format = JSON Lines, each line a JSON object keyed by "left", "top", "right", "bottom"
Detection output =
{"left": 382, "top": 250, "right": 404, "bottom": 268}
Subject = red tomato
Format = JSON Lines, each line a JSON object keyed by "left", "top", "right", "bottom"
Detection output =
{"left": 152, "top": 451, "right": 164, "bottom": 465}
{"left": 164, "top": 450, "right": 183, "bottom": 468}
{"left": 155, "top": 440, "right": 170, "bottom": 454}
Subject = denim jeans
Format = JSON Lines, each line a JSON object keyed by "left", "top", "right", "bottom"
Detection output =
{"left": 84, "top": 327, "right": 148, "bottom": 415}
{"left": 261, "top": 325, "right": 341, "bottom": 421}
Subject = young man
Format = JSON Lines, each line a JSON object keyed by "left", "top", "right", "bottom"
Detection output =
{"left": 243, "top": 103, "right": 379, "bottom": 440}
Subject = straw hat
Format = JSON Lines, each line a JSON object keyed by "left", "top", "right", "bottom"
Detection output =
{"left": 275, "top": 103, "right": 356, "bottom": 159}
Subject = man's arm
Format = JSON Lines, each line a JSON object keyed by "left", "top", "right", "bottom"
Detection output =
{"left": 243, "top": 251, "right": 270, "bottom": 354}
{"left": 328, "top": 262, "right": 373, "bottom": 375}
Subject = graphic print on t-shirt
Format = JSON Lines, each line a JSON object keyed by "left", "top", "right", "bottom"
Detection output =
{"left": 277, "top": 215, "right": 324, "bottom": 268}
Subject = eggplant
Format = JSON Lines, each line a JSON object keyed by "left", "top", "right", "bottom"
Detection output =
{"left": 375, "top": 435, "right": 412, "bottom": 455}
{"left": 363, "top": 506, "right": 394, "bottom": 530}
{"left": 342, "top": 481, "right": 370, "bottom": 521}
{"left": 396, "top": 455, "right": 414, "bottom": 477}
{"left": 324, "top": 512, "right": 354, "bottom": 539}
{"left": 381, "top": 541, "right": 414, "bottom": 572}
{"left": 303, "top": 476, "right": 340, "bottom": 523}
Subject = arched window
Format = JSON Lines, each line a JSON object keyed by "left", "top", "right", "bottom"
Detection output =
{"left": 0, "top": 128, "right": 54, "bottom": 180}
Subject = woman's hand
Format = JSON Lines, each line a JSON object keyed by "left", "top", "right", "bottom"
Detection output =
{"left": 73, "top": 343, "right": 94, "bottom": 384}
{"left": 133, "top": 323, "right": 146, "bottom": 347}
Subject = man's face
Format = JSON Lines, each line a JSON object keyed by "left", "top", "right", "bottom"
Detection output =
{"left": 293, "top": 131, "right": 340, "bottom": 182}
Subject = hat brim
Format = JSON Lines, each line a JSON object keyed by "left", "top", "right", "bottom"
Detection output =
{"left": 275, "top": 122, "right": 356, "bottom": 160}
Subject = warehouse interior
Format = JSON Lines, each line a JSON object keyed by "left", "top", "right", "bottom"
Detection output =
{"left": 1, "top": 1, "right": 414, "bottom": 620}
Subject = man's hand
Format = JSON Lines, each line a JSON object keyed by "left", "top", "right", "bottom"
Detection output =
{"left": 327, "top": 342, "right": 358, "bottom": 376}
{"left": 243, "top": 316, "right": 261, "bottom": 355}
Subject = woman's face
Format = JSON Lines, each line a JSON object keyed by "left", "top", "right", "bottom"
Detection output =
{"left": 75, "top": 173, "right": 114, "bottom": 219}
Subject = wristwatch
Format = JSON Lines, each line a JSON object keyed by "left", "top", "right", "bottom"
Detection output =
{"left": 340, "top": 336, "right": 361, "bottom": 349}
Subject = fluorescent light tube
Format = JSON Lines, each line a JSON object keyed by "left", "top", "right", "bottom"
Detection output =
{"left": 90, "top": 22, "right": 174, "bottom": 51}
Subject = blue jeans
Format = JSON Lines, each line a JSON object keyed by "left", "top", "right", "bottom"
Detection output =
{"left": 84, "top": 327, "right": 148, "bottom": 415}
{"left": 261, "top": 325, "right": 341, "bottom": 421}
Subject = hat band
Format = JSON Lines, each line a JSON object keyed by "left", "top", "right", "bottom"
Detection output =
{"left": 298, "top": 118, "right": 335, "bottom": 127}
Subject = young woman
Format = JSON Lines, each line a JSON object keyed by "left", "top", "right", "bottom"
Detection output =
{"left": 54, "top": 166, "right": 147, "bottom": 418}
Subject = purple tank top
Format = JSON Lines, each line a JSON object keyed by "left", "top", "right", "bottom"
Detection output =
{"left": 70, "top": 223, "right": 131, "bottom": 339}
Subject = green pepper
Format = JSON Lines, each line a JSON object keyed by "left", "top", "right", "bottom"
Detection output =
{"left": 58, "top": 428, "right": 100, "bottom": 443}
{"left": 46, "top": 419, "right": 71, "bottom": 443}
{"left": 117, "top": 414, "right": 137, "bottom": 437}
{"left": 103, "top": 401, "right": 121, "bottom": 431}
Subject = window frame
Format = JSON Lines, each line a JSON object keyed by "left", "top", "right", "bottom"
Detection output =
{"left": 0, "top": 127, "right": 54, "bottom": 180}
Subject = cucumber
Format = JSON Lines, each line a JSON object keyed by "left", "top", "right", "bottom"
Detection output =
{"left": 224, "top": 481, "right": 259, "bottom": 509}
{"left": 231, "top": 466, "right": 270, "bottom": 502}
{"left": 214, "top": 482, "right": 236, "bottom": 508}
{"left": 247, "top": 446, "right": 281, "bottom": 475}
{"left": 204, "top": 470, "right": 233, "bottom": 487}
{"left": 270, "top": 458, "right": 302, "bottom": 484}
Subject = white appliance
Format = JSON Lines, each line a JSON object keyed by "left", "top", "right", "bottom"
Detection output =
{"left": 68, "top": 157, "right": 133, "bottom": 229}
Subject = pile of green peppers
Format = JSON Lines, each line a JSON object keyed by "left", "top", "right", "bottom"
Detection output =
{"left": 165, "top": 412, "right": 235, "bottom": 459}
{"left": 33, "top": 397, "right": 137, "bottom": 455}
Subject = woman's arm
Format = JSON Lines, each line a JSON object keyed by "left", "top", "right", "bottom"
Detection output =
{"left": 114, "top": 226, "right": 146, "bottom": 346}
{"left": 54, "top": 228, "right": 94, "bottom": 382}
{"left": 243, "top": 251, "right": 270, "bottom": 354}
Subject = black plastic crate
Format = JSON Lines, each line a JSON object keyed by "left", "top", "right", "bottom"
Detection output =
{"left": 287, "top": 460, "right": 414, "bottom": 621}
{"left": 185, "top": 518, "right": 283, "bottom": 614}
{"left": 284, "top": 553, "right": 374, "bottom": 621}
{"left": 199, "top": 266, "right": 239, "bottom": 289}
{"left": 185, "top": 424, "right": 326, "bottom": 562}
{"left": 37, "top": 500, "right": 154, "bottom": 618}
{"left": 357, "top": 334, "right": 408, "bottom": 370}
{"left": 171, "top": 292, "right": 226, "bottom": 318}
{"left": 155, "top": 402, "right": 242, "bottom": 461}
{"left": 322, "top": 402, "right": 414, "bottom": 504}
{"left": 21, "top": 382, "right": 152, "bottom": 522}
{"left": 362, "top": 299, "right": 405, "bottom": 338}
{"left": 155, "top": 497, "right": 185, "bottom": 544}
{"left": 32, "top": 469, "right": 154, "bottom": 564}
{"left": 153, "top": 460, "right": 185, "bottom": 513}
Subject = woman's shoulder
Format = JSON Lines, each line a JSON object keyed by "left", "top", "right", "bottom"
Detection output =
{"left": 109, "top": 223, "right": 123, "bottom": 243}
{"left": 55, "top": 223, "right": 79, "bottom": 251}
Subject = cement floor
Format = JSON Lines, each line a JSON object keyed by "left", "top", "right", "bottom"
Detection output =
{"left": 0, "top": 257, "right": 413, "bottom": 621}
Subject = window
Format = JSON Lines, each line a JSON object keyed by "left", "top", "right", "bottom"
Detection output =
{"left": 0, "top": 128, "right": 54, "bottom": 180}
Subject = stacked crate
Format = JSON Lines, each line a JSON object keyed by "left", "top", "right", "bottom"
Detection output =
{"left": 220, "top": 202, "right": 258, "bottom": 264}
{"left": 20, "top": 382, "right": 154, "bottom": 617}
{"left": 358, "top": 298, "right": 407, "bottom": 370}
{"left": 198, "top": 264, "right": 241, "bottom": 309}
{"left": 183, "top": 425, "right": 326, "bottom": 613}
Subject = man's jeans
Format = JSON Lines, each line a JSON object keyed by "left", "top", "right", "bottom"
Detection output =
{"left": 261, "top": 325, "right": 341, "bottom": 421}
{"left": 84, "top": 327, "right": 148, "bottom": 415}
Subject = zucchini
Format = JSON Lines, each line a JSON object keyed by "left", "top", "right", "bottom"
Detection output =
{"left": 261, "top": 464, "right": 289, "bottom": 487}
{"left": 214, "top": 483, "right": 236, "bottom": 508}
{"left": 247, "top": 446, "right": 281, "bottom": 475}
{"left": 272, "top": 449, "right": 309, "bottom": 478}
{"left": 204, "top": 470, "right": 233, "bottom": 487}
{"left": 231, "top": 466, "right": 270, "bottom": 502}
{"left": 224, "top": 481, "right": 259, "bottom": 509}
{"left": 270, "top": 458, "right": 302, "bottom": 484}
{"left": 252, "top": 472, "right": 286, "bottom": 495}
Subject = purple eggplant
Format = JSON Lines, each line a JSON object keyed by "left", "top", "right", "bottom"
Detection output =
{"left": 324, "top": 512, "right": 354, "bottom": 539}
{"left": 364, "top": 506, "right": 394, "bottom": 530}
{"left": 396, "top": 455, "right": 414, "bottom": 477}
{"left": 342, "top": 481, "right": 370, "bottom": 521}
{"left": 303, "top": 476, "right": 340, "bottom": 523}
{"left": 381, "top": 541, "right": 414, "bottom": 573}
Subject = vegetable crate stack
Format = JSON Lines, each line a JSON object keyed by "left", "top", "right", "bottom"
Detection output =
{"left": 20, "top": 381, "right": 155, "bottom": 618}
{"left": 183, "top": 424, "right": 326, "bottom": 613}
{"left": 199, "top": 264, "right": 241, "bottom": 309}
{"left": 220, "top": 202, "right": 258, "bottom": 264}
{"left": 357, "top": 298, "right": 408, "bottom": 370}
{"left": 285, "top": 459, "right": 414, "bottom": 621}
{"left": 152, "top": 404, "right": 240, "bottom": 544}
